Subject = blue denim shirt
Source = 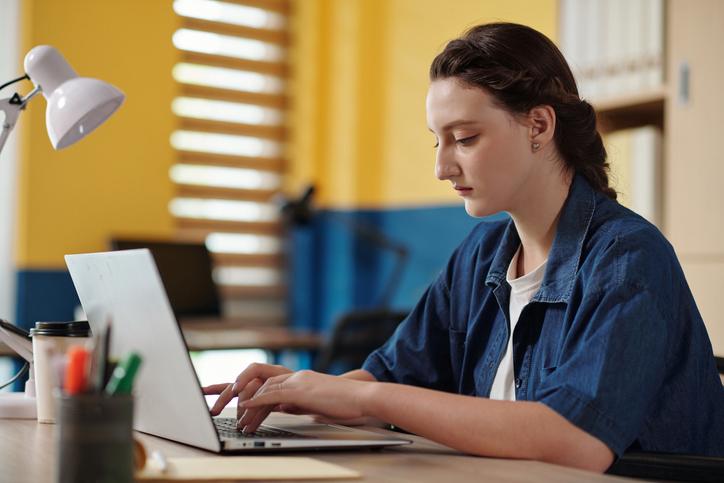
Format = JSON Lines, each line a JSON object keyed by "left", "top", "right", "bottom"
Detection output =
{"left": 363, "top": 175, "right": 724, "bottom": 457}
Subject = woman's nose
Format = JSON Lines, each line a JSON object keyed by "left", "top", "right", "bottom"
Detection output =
{"left": 435, "top": 151, "right": 460, "bottom": 180}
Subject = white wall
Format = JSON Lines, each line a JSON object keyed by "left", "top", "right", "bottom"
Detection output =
{"left": 0, "top": 0, "right": 21, "bottom": 322}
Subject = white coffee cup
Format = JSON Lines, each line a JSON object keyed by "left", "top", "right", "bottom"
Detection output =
{"left": 30, "top": 321, "right": 91, "bottom": 423}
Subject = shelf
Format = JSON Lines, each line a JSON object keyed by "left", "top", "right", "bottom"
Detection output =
{"left": 592, "top": 86, "right": 667, "bottom": 133}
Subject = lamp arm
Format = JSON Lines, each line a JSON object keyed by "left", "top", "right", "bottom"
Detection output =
{"left": 0, "top": 95, "right": 26, "bottom": 156}
{"left": 19, "top": 85, "right": 41, "bottom": 105}
{"left": 0, "top": 79, "right": 42, "bottom": 155}
{"left": 0, "top": 325, "right": 33, "bottom": 363}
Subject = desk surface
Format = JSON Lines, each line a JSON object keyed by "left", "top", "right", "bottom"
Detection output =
{"left": 0, "top": 412, "right": 639, "bottom": 483}
{"left": 0, "top": 320, "right": 323, "bottom": 357}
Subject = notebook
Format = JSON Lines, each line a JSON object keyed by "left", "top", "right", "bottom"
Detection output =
{"left": 136, "top": 456, "right": 361, "bottom": 481}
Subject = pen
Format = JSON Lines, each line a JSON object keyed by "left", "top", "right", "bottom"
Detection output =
{"left": 105, "top": 352, "right": 142, "bottom": 395}
{"left": 64, "top": 346, "right": 90, "bottom": 395}
{"left": 88, "top": 321, "right": 102, "bottom": 392}
{"left": 97, "top": 318, "right": 112, "bottom": 391}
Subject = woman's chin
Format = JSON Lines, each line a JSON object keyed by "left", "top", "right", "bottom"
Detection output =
{"left": 464, "top": 200, "right": 498, "bottom": 218}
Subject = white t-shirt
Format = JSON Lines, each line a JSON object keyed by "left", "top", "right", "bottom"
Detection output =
{"left": 488, "top": 246, "right": 547, "bottom": 401}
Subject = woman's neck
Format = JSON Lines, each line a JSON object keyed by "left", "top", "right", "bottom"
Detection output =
{"left": 509, "top": 169, "right": 573, "bottom": 278}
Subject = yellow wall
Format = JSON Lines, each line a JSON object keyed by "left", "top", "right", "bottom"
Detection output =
{"left": 15, "top": 0, "right": 558, "bottom": 264}
{"left": 17, "top": 0, "right": 178, "bottom": 268}
{"left": 289, "top": 0, "right": 558, "bottom": 208}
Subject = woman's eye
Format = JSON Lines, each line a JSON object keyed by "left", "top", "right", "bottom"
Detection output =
{"left": 433, "top": 141, "right": 439, "bottom": 148}
{"left": 455, "top": 135, "right": 478, "bottom": 145}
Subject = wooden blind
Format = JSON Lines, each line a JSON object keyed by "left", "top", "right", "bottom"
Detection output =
{"left": 171, "top": 0, "right": 289, "bottom": 323}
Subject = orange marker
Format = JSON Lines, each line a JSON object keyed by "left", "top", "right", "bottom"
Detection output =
{"left": 64, "top": 346, "right": 90, "bottom": 395}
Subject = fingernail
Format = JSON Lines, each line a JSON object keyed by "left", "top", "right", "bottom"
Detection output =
{"left": 231, "top": 382, "right": 238, "bottom": 393}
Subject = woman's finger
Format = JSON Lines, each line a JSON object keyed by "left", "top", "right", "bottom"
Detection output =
{"left": 237, "top": 377, "right": 264, "bottom": 404}
{"left": 202, "top": 383, "right": 231, "bottom": 395}
{"left": 209, "top": 383, "right": 236, "bottom": 415}
{"left": 278, "top": 404, "right": 307, "bottom": 415}
{"left": 236, "top": 373, "right": 293, "bottom": 428}
{"left": 232, "top": 363, "right": 291, "bottom": 394}
{"left": 243, "top": 404, "right": 275, "bottom": 434}
{"left": 236, "top": 377, "right": 263, "bottom": 421}
{"left": 211, "top": 364, "right": 291, "bottom": 417}
{"left": 237, "top": 405, "right": 264, "bottom": 429}
{"left": 242, "top": 386, "right": 294, "bottom": 409}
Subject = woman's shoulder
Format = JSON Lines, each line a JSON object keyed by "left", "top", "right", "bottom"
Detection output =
{"left": 590, "top": 196, "right": 672, "bottom": 253}
{"left": 581, "top": 195, "right": 680, "bottom": 292}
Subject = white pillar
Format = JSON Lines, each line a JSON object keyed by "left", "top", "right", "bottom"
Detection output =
{"left": 0, "top": 0, "right": 21, "bottom": 322}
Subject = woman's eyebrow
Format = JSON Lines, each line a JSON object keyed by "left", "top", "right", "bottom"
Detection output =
{"left": 430, "top": 120, "right": 479, "bottom": 133}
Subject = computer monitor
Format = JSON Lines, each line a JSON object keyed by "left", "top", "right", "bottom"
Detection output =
{"left": 110, "top": 239, "right": 221, "bottom": 319}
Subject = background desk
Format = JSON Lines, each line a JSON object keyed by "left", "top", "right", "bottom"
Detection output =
{"left": 0, "top": 412, "right": 639, "bottom": 483}
{"left": 180, "top": 318, "right": 322, "bottom": 353}
{"left": 0, "top": 321, "right": 323, "bottom": 358}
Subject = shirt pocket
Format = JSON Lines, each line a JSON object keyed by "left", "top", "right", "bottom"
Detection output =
{"left": 541, "top": 364, "right": 557, "bottom": 378}
{"left": 449, "top": 328, "right": 468, "bottom": 384}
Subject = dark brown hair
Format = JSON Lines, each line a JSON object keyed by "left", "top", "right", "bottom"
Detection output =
{"left": 430, "top": 22, "right": 616, "bottom": 199}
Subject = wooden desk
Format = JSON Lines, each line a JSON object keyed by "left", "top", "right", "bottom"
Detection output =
{"left": 180, "top": 318, "right": 323, "bottom": 353}
{"left": 0, "top": 321, "right": 323, "bottom": 357}
{"left": 0, "top": 412, "right": 638, "bottom": 483}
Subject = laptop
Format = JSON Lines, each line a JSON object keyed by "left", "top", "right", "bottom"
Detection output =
{"left": 65, "top": 249, "right": 411, "bottom": 452}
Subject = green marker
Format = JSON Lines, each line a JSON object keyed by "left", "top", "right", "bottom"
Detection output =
{"left": 105, "top": 352, "right": 142, "bottom": 395}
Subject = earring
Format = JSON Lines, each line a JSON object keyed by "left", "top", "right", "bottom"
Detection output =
{"left": 531, "top": 142, "right": 540, "bottom": 151}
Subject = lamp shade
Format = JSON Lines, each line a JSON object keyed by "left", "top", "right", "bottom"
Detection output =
{"left": 23, "top": 45, "right": 125, "bottom": 149}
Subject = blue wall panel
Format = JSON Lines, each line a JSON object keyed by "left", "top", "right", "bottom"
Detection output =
{"left": 10, "top": 270, "right": 79, "bottom": 390}
{"left": 12, "top": 207, "right": 507, "bottom": 339}
{"left": 15, "top": 270, "right": 79, "bottom": 331}
{"left": 289, "top": 205, "right": 507, "bottom": 332}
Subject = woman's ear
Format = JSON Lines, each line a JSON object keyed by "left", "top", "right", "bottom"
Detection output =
{"left": 527, "top": 105, "right": 556, "bottom": 149}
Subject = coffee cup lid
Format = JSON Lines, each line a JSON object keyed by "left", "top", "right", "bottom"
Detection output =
{"left": 30, "top": 320, "right": 91, "bottom": 337}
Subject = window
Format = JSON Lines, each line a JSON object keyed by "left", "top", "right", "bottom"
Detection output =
{"left": 171, "top": 0, "right": 289, "bottom": 322}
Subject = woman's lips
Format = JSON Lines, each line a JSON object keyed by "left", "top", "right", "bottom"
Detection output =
{"left": 454, "top": 186, "right": 473, "bottom": 196}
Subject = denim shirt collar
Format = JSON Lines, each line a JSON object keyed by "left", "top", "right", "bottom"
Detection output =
{"left": 485, "top": 174, "right": 597, "bottom": 304}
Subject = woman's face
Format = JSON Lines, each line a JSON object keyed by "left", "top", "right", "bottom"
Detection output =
{"left": 426, "top": 78, "right": 537, "bottom": 217}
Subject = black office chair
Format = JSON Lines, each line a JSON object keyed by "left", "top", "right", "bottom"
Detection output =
{"left": 314, "top": 309, "right": 408, "bottom": 375}
{"left": 607, "top": 356, "right": 724, "bottom": 482}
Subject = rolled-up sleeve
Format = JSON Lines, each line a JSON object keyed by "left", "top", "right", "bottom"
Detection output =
{"left": 362, "top": 271, "right": 456, "bottom": 392}
{"left": 536, "top": 238, "right": 672, "bottom": 456}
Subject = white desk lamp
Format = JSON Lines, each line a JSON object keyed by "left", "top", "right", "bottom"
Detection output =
{"left": 0, "top": 45, "right": 124, "bottom": 418}
{"left": 0, "top": 45, "right": 124, "bottom": 155}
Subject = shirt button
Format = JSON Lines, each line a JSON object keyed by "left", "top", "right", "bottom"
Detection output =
{"left": 515, "top": 378, "right": 522, "bottom": 389}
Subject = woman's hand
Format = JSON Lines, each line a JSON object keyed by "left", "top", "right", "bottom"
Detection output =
{"left": 238, "top": 369, "right": 375, "bottom": 434}
{"left": 202, "top": 363, "right": 295, "bottom": 420}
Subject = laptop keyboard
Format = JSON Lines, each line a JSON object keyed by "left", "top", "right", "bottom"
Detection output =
{"left": 214, "top": 417, "right": 314, "bottom": 439}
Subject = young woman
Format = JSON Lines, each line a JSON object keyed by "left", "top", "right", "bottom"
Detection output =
{"left": 204, "top": 23, "right": 724, "bottom": 472}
